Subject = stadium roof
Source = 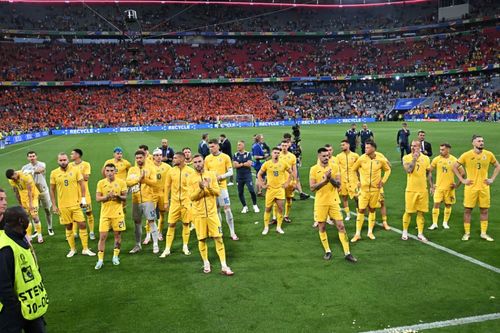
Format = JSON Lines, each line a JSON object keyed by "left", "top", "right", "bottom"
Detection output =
{"left": 1, "top": 0, "right": 434, "bottom": 9}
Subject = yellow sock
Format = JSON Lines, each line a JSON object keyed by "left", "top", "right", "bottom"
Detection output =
{"left": 319, "top": 230, "right": 330, "bottom": 252}
{"left": 416, "top": 212, "right": 425, "bottom": 234}
{"left": 214, "top": 237, "right": 227, "bottom": 267}
{"left": 285, "top": 200, "right": 292, "bottom": 217}
{"left": 113, "top": 248, "right": 120, "bottom": 257}
{"left": 158, "top": 212, "right": 164, "bottom": 232}
{"left": 272, "top": 205, "right": 277, "bottom": 219}
{"left": 464, "top": 223, "right": 471, "bottom": 234}
{"left": 443, "top": 207, "right": 452, "bottom": 223}
{"left": 402, "top": 212, "right": 411, "bottom": 231}
{"left": 264, "top": 211, "right": 271, "bottom": 228}
{"left": 368, "top": 212, "right": 376, "bottom": 233}
{"left": 98, "top": 251, "right": 104, "bottom": 261}
{"left": 344, "top": 207, "right": 350, "bottom": 217}
{"left": 79, "top": 228, "right": 89, "bottom": 250}
{"left": 26, "top": 223, "right": 33, "bottom": 238}
{"left": 338, "top": 232, "right": 350, "bottom": 255}
{"left": 432, "top": 208, "right": 440, "bottom": 225}
{"left": 182, "top": 223, "right": 190, "bottom": 246}
{"left": 145, "top": 223, "right": 150, "bottom": 233}
{"left": 72, "top": 222, "right": 78, "bottom": 235}
{"left": 276, "top": 210, "right": 284, "bottom": 228}
{"left": 198, "top": 240, "right": 208, "bottom": 262}
{"left": 166, "top": 226, "right": 175, "bottom": 250}
{"left": 382, "top": 215, "right": 387, "bottom": 223}
{"left": 65, "top": 229, "right": 76, "bottom": 250}
{"left": 87, "top": 214, "right": 95, "bottom": 233}
{"left": 355, "top": 213, "right": 365, "bottom": 235}
{"left": 480, "top": 220, "right": 488, "bottom": 234}
{"left": 34, "top": 221, "right": 42, "bottom": 234}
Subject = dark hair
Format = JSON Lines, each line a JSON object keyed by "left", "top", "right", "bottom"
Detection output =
{"left": 104, "top": 163, "right": 116, "bottom": 170}
{"left": 138, "top": 144, "right": 149, "bottom": 151}
{"left": 208, "top": 138, "right": 219, "bottom": 145}
{"left": 0, "top": 187, "right": 4, "bottom": 193}
{"left": 27, "top": 151, "right": 36, "bottom": 156}
{"left": 220, "top": 134, "right": 226, "bottom": 138}
{"left": 202, "top": 133, "right": 209, "bottom": 140}
{"left": 135, "top": 150, "right": 146, "bottom": 156}
{"left": 402, "top": 122, "right": 407, "bottom": 126}
{"left": 340, "top": 139, "right": 349, "bottom": 144}
{"left": 472, "top": 134, "right": 482, "bottom": 141}
{"left": 365, "top": 140, "right": 377, "bottom": 149}
{"left": 440, "top": 143, "right": 452, "bottom": 149}
{"left": 73, "top": 148, "right": 83, "bottom": 157}
{"left": 324, "top": 143, "right": 332, "bottom": 148}
{"left": 418, "top": 130, "right": 426, "bottom": 135}
{"left": 3, "top": 206, "right": 29, "bottom": 228}
{"left": 182, "top": 147, "right": 191, "bottom": 152}
{"left": 317, "top": 147, "right": 329, "bottom": 154}
{"left": 281, "top": 140, "right": 289, "bottom": 144}
{"left": 192, "top": 154, "right": 203, "bottom": 160}
{"left": 5, "top": 169, "right": 15, "bottom": 179}
{"left": 272, "top": 147, "right": 281, "bottom": 152}
{"left": 283, "top": 133, "right": 292, "bottom": 139}
{"left": 174, "top": 151, "right": 185, "bottom": 157}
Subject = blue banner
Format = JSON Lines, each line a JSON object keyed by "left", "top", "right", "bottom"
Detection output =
{"left": 2, "top": 131, "right": 49, "bottom": 146}
{"left": 394, "top": 98, "right": 427, "bottom": 110}
{"left": 52, "top": 118, "right": 376, "bottom": 136}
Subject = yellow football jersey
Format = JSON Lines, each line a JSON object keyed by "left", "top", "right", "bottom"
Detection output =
{"left": 431, "top": 155, "right": 457, "bottom": 190}
{"left": 260, "top": 160, "right": 290, "bottom": 189}
{"left": 9, "top": 171, "right": 40, "bottom": 203}
{"left": 403, "top": 154, "right": 431, "bottom": 192}
{"left": 69, "top": 160, "right": 91, "bottom": 201}
{"left": 96, "top": 178, "right": 127, "bottom": 218}
{"left": 204, "top": 153, "right": 232, "bottom": 189}
{"left": 103, "top": 158, "right": 131, "bottom": 181}
{"left": 152, "top": 162, "right": 172, "bottom": 194}
{"left": 126, "top": 165, "right": 156, "bottom": 204}
{"left": 189, "top": 170, "right": 220, "bottom": 218}
{"left": 164, "top": 165, "right": 196, "bottom": 205}
{"left": 309, "top": 163, "right": 340, "bottom": 206}
{"left": 336, "top": 151, "right": 360, "bottom": 184}
{"left": 352, "top": 154, "right": 391, "bottom": 192}
{"left": 50, "top": 166, "right": 83, "bottom": 208}
{"left": 457, "top": 149, "right": 498, "bottom": 190}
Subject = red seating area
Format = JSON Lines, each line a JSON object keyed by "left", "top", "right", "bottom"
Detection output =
{"left": 1, "top": 28, "right": 497, "bottom": 81}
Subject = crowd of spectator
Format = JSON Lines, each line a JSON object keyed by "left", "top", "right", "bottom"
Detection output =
{"left": 1, "top": 27, "right": 497, "bottom": 81}
{"left": 0, "top": 74, "right": 497, "bottom": 134}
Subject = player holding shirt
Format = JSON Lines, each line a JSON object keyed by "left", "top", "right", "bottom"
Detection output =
{"left": 189, "top": 155, "right": 234, "bottom": 275}
{"left": 205, "top": 139, "right": 238, "bottom": 240}
{"left": 160, "top": 152, "right": 196, "bottom": 258}
{"left": 70, "top": 149, "right": 96, "bottom": 240}
{"left": 401, "top": 140, "right": 433, "bottom": 242}
{"left": 257, "top": 147, "right": 293, "bottom": 235}
{"left": 310, "top": 148, "right": 357, "bottom": 263}
{"left": 49, "top": 153, "right": 95, "bottom": 257}
{"left": 453, "top": 135, "right": 500, "bottom": 241}
{"left": 5, "top": 169, "right": 43, "bottom": 243}
{"left": 350, "top": 140, "right": 391, "bottom": 242}
{"left": 126, "top": 150, "right": 159, "bottom": 254}
{"left": 94, "top": 163, "right": 128, "bottom": 269}
{"left": 429, "top": 143, "right": 461, "bottom": 230}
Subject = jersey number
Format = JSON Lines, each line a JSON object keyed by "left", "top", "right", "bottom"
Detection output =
{"left": 273, "top": 171, "right": 279, "bottom": 177}
{"left": 416, "top": 164, "right": 420, "bottom": 171}
{"left": 157, "top": 173, "right": 162, "bottom": 180}
{"left": 64, "top": 179, "right": 69, "bottom": 186}
{"left": 441, "top": 166, "right": 448, "bottom": 173}
{"left": 477, "top": 163, "right": 482, "bottom": 170}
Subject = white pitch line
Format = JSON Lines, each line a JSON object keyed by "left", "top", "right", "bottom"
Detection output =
{"left": 351, "top": 212, "right": 500, "bottom": 274}
{"left": 360, "top": 312, "right": 500, "bottom": 333}
{"left": 0, "top": 137, "right": 60, "bottom": 156}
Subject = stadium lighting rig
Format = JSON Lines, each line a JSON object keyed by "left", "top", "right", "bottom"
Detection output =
{"left": 1, "top": 0, "right": 434, "bottom": 9}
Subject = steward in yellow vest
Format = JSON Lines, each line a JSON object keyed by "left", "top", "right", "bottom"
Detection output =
{"left": 0, "top": 206, "right": 48, "bottom": 332}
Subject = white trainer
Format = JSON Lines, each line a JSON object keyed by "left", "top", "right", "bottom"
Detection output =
{"left": 241, "top": 206, "right": 249, "bottom": 214}
{"left": 462, "top": 233, "right": 470, "bottom": 241}
{"left": 48, "top": 228, "right": 55, "bottom": 236}
{"left": 203, "top": 263, "right": 211, "bottom": 274}
{"left": 443, "top": 223, "right": 450, "bottom": 229}
{"left": 253, "top": 205, "right": 260, "bottom": 213}
{"left": 66, "top": 249, "right": 77, "bottom": 258}
{"left": 480, "top": 234, "right": 494, "bottom": 242}
{"left": 276, "top": 227, "right": 285, "bottom": 234}
{"left": 112, "top": 256, "right": 120, "bottom": 266}
{"left": 183, "top": 245, "right": 191, "bottom": 256}
{"left": 344, "top": 215, "right": 351, "bottom": 221}
{"left": 153, "top": 244, "right": 160, "bottom": 254}
{"left": 221, "top": 266, "right": 234, "bottom": 276}
{"left": 82, "top": 249, "right": 96, "bottom": 256}
{"left": 159, "top": 249, "right": 171, "bottom": 258}
{"left": 428, "top": 224, "right": 438, "bottom": 230}
{"left": 142, "top": 233, "right": 151, "bottom": 245}
{"left": 89, "top": 231, "right": 96, "bottom": 240}
{"left": 401, "top": 231, "right": 409, "bottom": 241}
{"left": 129, "top": 245, "right": 142, "bottom": 254}
{"left": 37, "top": 234, "right": 44, "bottom": 244}
{"left": 417, "top": 235, "right": 428, "bottom": 243}
{"left": 95, "top": 260, "right": 103, "bottom": 270}
{"left": 262, "top": 227, "right": 269, "bottom": 235}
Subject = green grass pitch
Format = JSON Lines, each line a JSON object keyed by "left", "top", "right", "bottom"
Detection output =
{"left": 0, "top": 122, "right": 499, "bottom": 332}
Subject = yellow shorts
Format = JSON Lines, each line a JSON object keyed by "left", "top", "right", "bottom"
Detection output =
{"left": 463, "top": 187, "right": 490, "bottom": 208}
{"left": 21, "top": 199, "right": 39, "bottom": 219}
{"left": 314, "top": 204, "right": 342, "bottom": 222}
{"left": 154, "top": 193, "right": 166, "bottom": 211}
{"left": 193, "top": 215, "right": 222, "bottom": 240}
{"left": 375, "top": 189, "right": 385, "bottom": 209}
{"left": 265, "top": 188, "right": 285, "bottom": 208}
{"left": 99, "top": 217, "right": 126, "bottom": 232}
{"left": 168, "top": 203, "right": 191, "bottom": 223}
{"left": 433, "top": 188, "right": 456, "bottom": 205}
{"left": 60, "top": 205, "right": 85, "bottom": 225}
{"left": 358, "top": 191, "right": 380, "bottom": 210}
{"left": 339, "top": 180, "right": 358, "bottom": 199}
{"left": 405, "top": 191, "right": 429, "bottom": 213}
{"left": 285, "top": 184, "right": 295, "bottom": 199}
